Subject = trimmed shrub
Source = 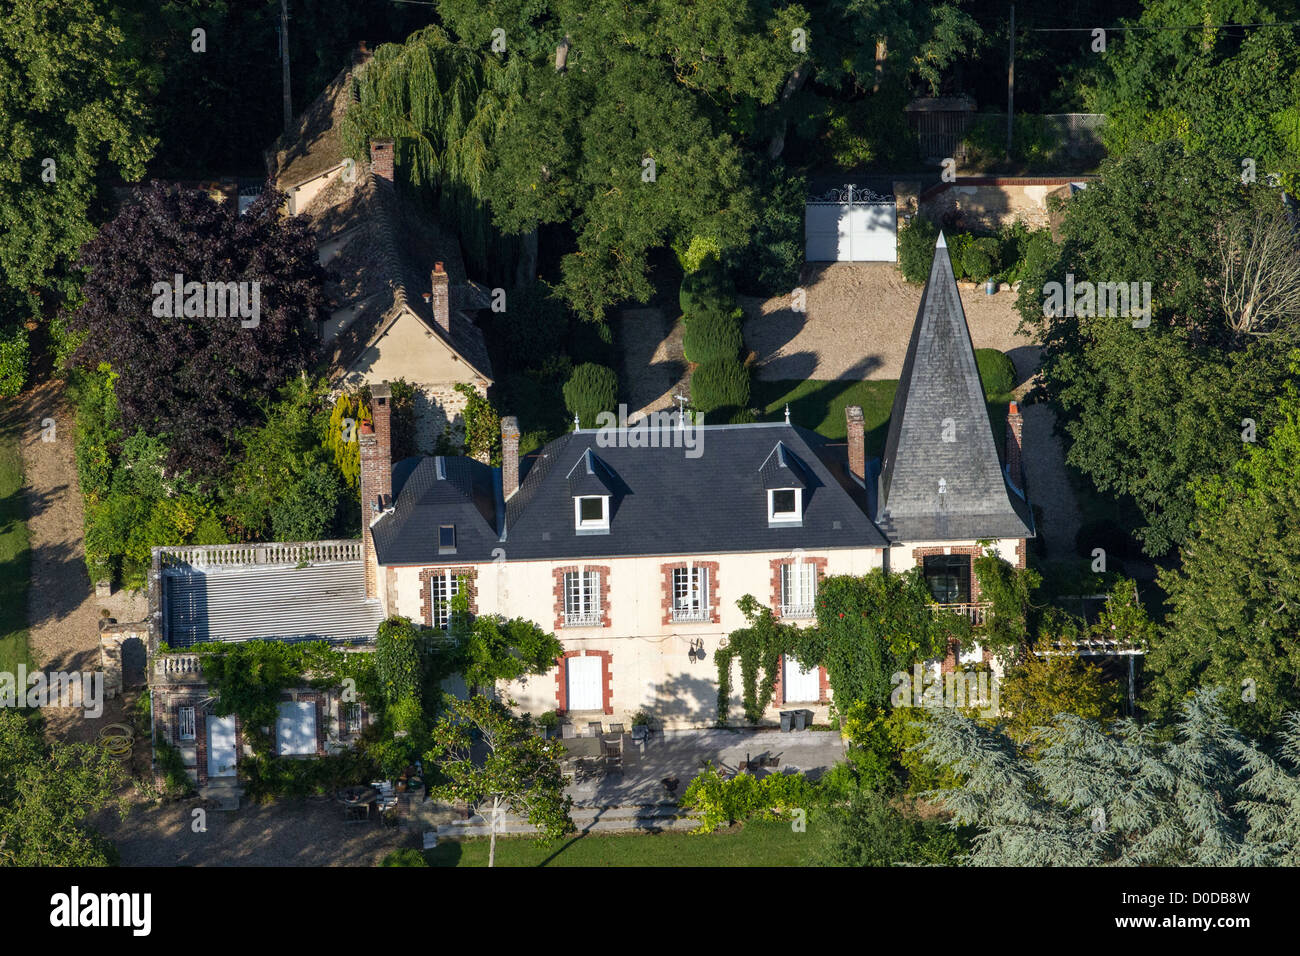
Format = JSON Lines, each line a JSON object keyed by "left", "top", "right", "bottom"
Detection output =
{"left": 682, "top": 307, "right": 743, "bottom": 364}
{"left": 691, "top": 358, "right": 750, "bottom": 414}
{"left": 680, "top": 260, "right": 736, "bottom": 319}
{"left": 0, "top": 325, "right": 29, "bottom": 398}
{"left": 562, "top": 362, "right": 618, "bottom": 428}
{"left": 975, "top": 349, "right": 1016, "bottom": 397}
{"left": 898, "top": 215, "right": 939, "bottom": 284}
{"left": 962, "top": 237, "right": 1001, "bottom": 283}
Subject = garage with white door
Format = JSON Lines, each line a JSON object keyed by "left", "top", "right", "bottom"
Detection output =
{"left": 805, "top": 185, "right": 897, "bottom": 262}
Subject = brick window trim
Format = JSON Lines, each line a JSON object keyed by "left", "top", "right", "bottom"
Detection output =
{"left": 552, "top": 565, "right": 612, "bottom": 629}
{"left": 554, "top": 649, "right": 614, "bottom": 716}
{"left": 660, "top": 560, "right": 721, "bottom": 625}
{"left": 419, "top": 566, "right": 479, "bottom": 626}
{"left": 911, "top": 545, "right": 983, "bottom": 603}
{"left": 768, "top": 556, "right": 828, "bottom": 618}
{"left": 773, "top": 655, "right": 830, "bottom": 706}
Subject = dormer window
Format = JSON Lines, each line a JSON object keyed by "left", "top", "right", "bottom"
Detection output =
{"left": 768, "top": 487, "right": 802, "bottom": 523}
{"left": 438, "top": 524, "right": 456, "bottom": 555}
{"left": 575, "top": 495, "right": 609, "bottom": 531}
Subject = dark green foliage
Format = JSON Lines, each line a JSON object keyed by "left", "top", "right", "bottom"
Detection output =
{"left": 455, "top": 383, "right": 502, "bottom": 465}
{"left": 562, "top": 363, "right": 619, "bottom": 428}
{"left": 972, "top": 554, "right": 1041, "bottom": 661}
{"left": 961, "top": 237, "right": 1000, "bottom": 283}
{"left": 389, "top": 379, "right": 418, "bottom": 461}
{"left": 974, "top": 349, "right": 1015, "bottom": 397}
{"left": 690, "top": 358, "right": 750, "bottom": 414}
{"left": 460, "top": 616, "right": 563, "bottom": 691}
{"left": 0, "top": 325, "right": 28, "bottom": 399}
{"left": 680, "top": 260, "right": 737, "bottom": 320}
{"left": 815, "top": 786, "right": 967, "bottom": 866}
{"left": 153, "top": 739, "right": 197, "bottom": 799}
{"left": 375, "top": 617, "right": 425, "bottom": 711}
{"left": 898, "top": 215, "right": 939, "bottom": 283}
{"left": 680, "top": 761, "right": 819, "bottom": 833}
{"left": 714, "top": 597, "right": 813, "bottom": 724}
{"left": 723, "top": 162, "right": 806, "bottom": 296}
{"left": 240, "top": 750, "right": 380, "bottom": 804}
{"left": 682, "top": 307, "right": 743, "bottom": 365}
{"left": 382, "top": 848, "right": 430, "bottom": 866}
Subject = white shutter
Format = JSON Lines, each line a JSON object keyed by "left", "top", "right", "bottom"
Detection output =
{"left": 276, "top": 701, "right": 317, "bottom": 756}
{"left": 784, "top": 657, "right": 821, "bottom": 703}
{"left": 566, "top": 656, "right": 603, "bottom": 711}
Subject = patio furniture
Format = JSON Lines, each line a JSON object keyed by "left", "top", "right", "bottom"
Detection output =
{"left": 608, "top": 722, "right": 624, "bottom": 735}
{"left": 337, "top": 785, "right": 378, "bottom": 823}
{"left": 602, "top": 737, "right": 624, "bottom": 775}
{"left": 587, "top": 721, "right": 604, "bottom": 738}
{"left": 561, "top": 722, "right": 577, "bottom": 739}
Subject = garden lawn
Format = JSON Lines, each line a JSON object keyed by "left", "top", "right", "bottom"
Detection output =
{"left": 0, "top": 403, "right": 31, "bottom": 674}
{"left": 424, "top": 819, "right": 816, "bottom": 867}
{"left": 753, "top": 348, "right": 1016, "bottom": 455}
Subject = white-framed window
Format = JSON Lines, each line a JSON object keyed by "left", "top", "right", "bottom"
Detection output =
{"left": 178, "top": 706, "right": 196, "bottom": 741}
{"left": 438, "top": 524, "right": 456, "bottom": 555}
{"left": 342, "top": 702, "right": 362, "bottom": 735}
{"left": 564, "top": 570, "right": 602, "bottom": 627}
{"left": 780, "top": 562, "right": 817, "bottom": 618}
{"left": 672, "top": 566, "right": 711, "bottom": 622}
{"left": 574, "top": 495, "right": 609, "bottom": 531}
{"left": 768, "top": 487, "right": 802, "bottom": 523}
{"left": 784, "top": 657, "right": 821, "bottom": 703}
{"left": 566, "top": 655, "right": 603, "bottom": 711}
{"left": 430, "top": 570, "right": 461, "bottom": 629}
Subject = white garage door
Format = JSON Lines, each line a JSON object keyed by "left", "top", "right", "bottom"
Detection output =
{"left": 784, "top": 657, "right": 821, "bottom": 703}
{"left": 805, "top": 186, "right": 897, "bottom": 262}
{"left": 566, "top": 656, "right": 603, "bottom": 711}
{"left": 277, "top": 701, "right": 317, "bottom": 756}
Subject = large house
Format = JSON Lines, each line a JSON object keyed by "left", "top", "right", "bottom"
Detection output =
{"left": 144, "top": 232, "right": 1033, "bottom": 791}
{"left": 265, "top": 54, "right": 494, "bottom": 452}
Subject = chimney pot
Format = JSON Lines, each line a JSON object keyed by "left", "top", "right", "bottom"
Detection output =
{"left": 845, "top": 405, "right": 866, "bottom": 483}
{"left": 501, "top": 415, "right": 521, "bottom": 500}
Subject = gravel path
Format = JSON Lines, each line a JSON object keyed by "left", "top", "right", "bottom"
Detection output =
{"left": 617, "top": 306, "right": 689, "bottom": 418}
{"left": 18, "top": 379, "right": 145, "bottom": 744}
{"left": 741, "top": 261, "right": 1039, "bottom": 382}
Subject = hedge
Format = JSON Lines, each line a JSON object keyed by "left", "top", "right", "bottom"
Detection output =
{"left": 563, "top": 362, "right": 619, "bottom": 428}
{"left": 974, "top": 349, "right": 1016, "bottom": 397}
{"left": 682, "top": 307, "right": 743, "bottom": 364}
{"left": 898, "top": 215, "right": 939, "bottom": 284}
{"left": 691, "top": 358, "right": 750, "bottom": 414}
{"left": 680, "top": 260, "right": 736, "bottom": 319}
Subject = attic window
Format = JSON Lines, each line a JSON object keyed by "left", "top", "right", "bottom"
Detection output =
{"left": 575, "top": 495, "right": 609, "bottom": 531}
{"left": 438, "top": 525, "right": 456, "bottom": 554}
{"left": 768, "top": 488, "right": 802, "bottom": 524}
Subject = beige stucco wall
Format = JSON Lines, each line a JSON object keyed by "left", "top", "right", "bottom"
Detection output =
{"left": 285, "top": 163, "right": 348, "bottom": 216}
{"left": 383, "top": 546, "right": 885, "bottom": 729}
{"left": 918, "top": 183, "right": 1063, "bottom": 231}
{"left": 887, "top": 537, "right": 1024, "bottom": 573}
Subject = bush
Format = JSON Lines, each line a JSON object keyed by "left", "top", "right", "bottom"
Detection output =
{"left": 0, "top": 324, "right": 29, "bottom": 398}
{"left": 975, "top": 349, "right": 1016, "bottom": 396}
{"left": 269, "top": 464, "right": 346, "bottom": 541}
{"left": 690, "top": 358, "right": 750, "bottom": 414}
{"left": 898, "top": 215, "right": 939, "bottom": 284}
{"left": 680, "top": 762, "right": 819, "bottom": 833}
{"left": 946, "top": 232, "right": 973, "bottom": 280}
{"left": 382, "top": 848, "right": 430, "bottom": 867}
{"left": 562, "top": 363, "right": 619, "bottom": 428}
{"left": 389, "top": 379, "right": 417, "bottom": 460}
{"left": 682, "top": 307, "right": 743, "bottom": 364}
{"left": 680, "top": 260, "right": 736, "bottom": 319}
{"left": 961, "top": 237, "right": 1001, "bottom": 283}
{"left": 723, "top": 161, "right": 806, "bottom": 296}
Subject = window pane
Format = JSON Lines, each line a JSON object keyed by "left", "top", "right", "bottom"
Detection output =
{"left": 579, "top": 497, "right": 604, "bottom": 522}
{"left": 439, "top": 525, "right": 456, "bottom": 548}
{"left": 772, "top": 489, "right": 796, "bottom": 514}
{"left": 922, "top": 555, "right": 970, "bottom": 604}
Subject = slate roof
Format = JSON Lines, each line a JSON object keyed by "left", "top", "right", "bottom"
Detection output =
{"left": 372, "top": 455, "right": 500, "bottom": 565}
{"left": 875, "top": 233, "right": 1034, "bottom": 542}
{"left": 758, "top": 441, "right": 809, "bottom": 489}
{"left": 375, "top": 423, "right": 886, "bottom": 565}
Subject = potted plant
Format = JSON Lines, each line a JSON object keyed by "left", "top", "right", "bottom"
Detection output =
{"left": 537, "top": 710, "right": 561, "bottom": 740}
{"left": 630, "top": 708, "right": 654, "bottom": 741}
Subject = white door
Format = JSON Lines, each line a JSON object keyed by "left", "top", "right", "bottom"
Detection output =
{"left": 276, "top": 701, "right": 317, "bottom": 756}
{"left": 206, "top": 715, "right": 237, "bottom": 778}
{"left": 566, "top": 656, "right": 602, "bottom": 711}
{"left": 784, "top": 657, "right": 821, "bottom": 703}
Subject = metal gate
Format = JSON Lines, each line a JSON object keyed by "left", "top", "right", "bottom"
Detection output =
{"left": 805, "top": 185, "right": 897, "bottom": 262}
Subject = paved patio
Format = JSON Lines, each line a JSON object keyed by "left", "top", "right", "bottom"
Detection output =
{"left": 560, "top": 727, "right": 846, "bottom": 808}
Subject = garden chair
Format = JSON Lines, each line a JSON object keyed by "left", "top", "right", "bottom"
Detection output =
{"left": 608, "top": 722, "right": 625, "bottom": 735}
{"left": 587, "top": 721, "right": 604, "bottom": 738}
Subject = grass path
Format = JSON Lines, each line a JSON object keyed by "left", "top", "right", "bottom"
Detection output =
{"left": 0, "top": 400, "right": 31, "bottom": 674}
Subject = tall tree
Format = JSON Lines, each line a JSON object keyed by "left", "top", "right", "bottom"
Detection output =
{"left": 67, "top": 183, "right": 328, "bottom": 482}
{"left": 426, "top": 695, "right": 574, "bottom": 867}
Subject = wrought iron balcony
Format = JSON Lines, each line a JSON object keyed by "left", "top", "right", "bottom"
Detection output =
{"left": 672, "top": 606, "right": 712, "bottom": 623}
{"left": 563, "top": 610, "right": 603, "bottom": 628}
{"left": 933, "top": 602, "right": 992, "bottom": 625}
{"left": 780, "top": 603, "right": 815, "bottom": 620}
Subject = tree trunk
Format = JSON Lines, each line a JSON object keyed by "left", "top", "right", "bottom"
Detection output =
{"left": 488, "top": 796, "right": 501, "bottom": 868}
{"left": 766, "top": 63, "right": 811, "bottom": 160}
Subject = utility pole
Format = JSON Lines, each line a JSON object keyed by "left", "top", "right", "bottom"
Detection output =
{"left": 1006, "top": 4, "right": 1015, "bottom": 161}
{"left": 279, "top": 0, "right": 293, "bottom": 133}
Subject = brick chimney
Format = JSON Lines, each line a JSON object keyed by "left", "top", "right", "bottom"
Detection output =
{"left": 431, "top": 262, "right": 450, "bottom": 334}
{"left": 501, "top": 415, "right": 520, "bottom": 499}
{"left": 1006, "top": 400, "right": 1024, "bottom": 491}
{"left": 360, "top": 383, "right": 393, "bottom": 598}
{"left": 369, "top": 138, "right": 394, "bottom": 183}
{"left": 845, "top": 405, "right": 865, "bottom": 483}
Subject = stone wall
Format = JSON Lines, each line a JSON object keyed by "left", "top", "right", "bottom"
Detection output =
{"left": 100, "top": 620, "right": 149, "bottom": 699}
{"left": 415, "top": 381, "right": 485, "bottom": 459}
{"left": 913, "top": 176, "right": 1093, "bottom": 232}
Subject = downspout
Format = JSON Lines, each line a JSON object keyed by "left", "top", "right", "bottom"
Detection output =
{"left": 150, "top": 686, "right": 157, "bottom": 775}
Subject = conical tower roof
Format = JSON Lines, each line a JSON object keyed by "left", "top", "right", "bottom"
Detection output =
{"left": 875, "top": 233, "right": 1033, "bottom": 542}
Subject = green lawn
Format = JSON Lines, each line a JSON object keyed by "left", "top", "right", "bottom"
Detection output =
{"left": 423, "top": 819, "right": 817, "bottom": 867}
{"left": 752, "top": 348, "right": 1017, "bottom": 455}
{"left": 0, "top": 403, "right": 30, "bottom": 674}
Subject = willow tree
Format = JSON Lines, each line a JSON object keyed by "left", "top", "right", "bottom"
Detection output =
{"left": 341, "top": 26, "right": 525, "bottom": 280}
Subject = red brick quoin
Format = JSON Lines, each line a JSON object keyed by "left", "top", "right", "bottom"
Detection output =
{"left": 768, "top": 555, "right": 828, "bottom": 618}
{"left": 660, "top": 560, "right": 721, "bottom": 625}
{"left": 554, "top": 649, "right": 613, "bottom": 715}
